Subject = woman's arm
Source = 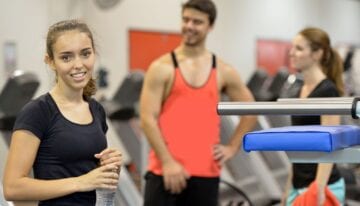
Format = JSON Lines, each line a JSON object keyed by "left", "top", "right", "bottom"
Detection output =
{"left": 281, "top": 166, "right": 293, "bottom": 206}
{"left": 3, "top": 130, "right": 119, "bottom": 201}
{"left": 314, "top": 115, "right": 341, "bottom": 204}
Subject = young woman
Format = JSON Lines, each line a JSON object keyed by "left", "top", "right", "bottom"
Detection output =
{"left": 284, "top": 27, "right": 345, "bottom": 206}
{"left": 3, "top": 19, "right": 122, "bottom": 206}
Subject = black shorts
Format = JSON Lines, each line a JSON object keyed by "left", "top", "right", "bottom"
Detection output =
{"left": 143, "top": 171, "right": 219, "bottom": 206}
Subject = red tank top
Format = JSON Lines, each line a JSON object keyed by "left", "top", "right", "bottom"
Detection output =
{"left": 148, "top": 52, "right": 221, "bottom": 177}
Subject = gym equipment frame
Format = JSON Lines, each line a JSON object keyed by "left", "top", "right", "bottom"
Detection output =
{"left": 217, "top": 97, "right": 360, "bottom": 163}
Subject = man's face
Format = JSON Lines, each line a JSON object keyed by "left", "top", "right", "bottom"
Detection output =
{"left": 181, "top": 8, "right": 213, "bottom": 46}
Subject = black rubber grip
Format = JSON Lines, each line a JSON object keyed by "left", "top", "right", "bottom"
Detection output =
{"left": 351, "top": 97, "right": 360, "bottom": 119}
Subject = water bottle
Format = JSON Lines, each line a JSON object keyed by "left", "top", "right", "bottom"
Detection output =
{"left": 95, "top": 188, "right": 115, "bottom": 206}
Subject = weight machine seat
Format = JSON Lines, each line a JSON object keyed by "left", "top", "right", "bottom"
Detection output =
{"left": 243, "top": 125, "right": 360, "bottom": 152}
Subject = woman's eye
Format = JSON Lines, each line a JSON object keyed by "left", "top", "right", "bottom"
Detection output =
{"left": 61, "top": 55, "right": 71, "bottom": 62}
{"left": 296, "top": 46, "right": 303, "bottom": 51}
{"left": 82, "top": 51, "right": 92, "bottom": 57}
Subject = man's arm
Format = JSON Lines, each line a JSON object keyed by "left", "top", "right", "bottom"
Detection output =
{"left": 214, "top": 63, "right": 257, "bottom": 164}
{"left": 140, "top": 60, "right": 173, "bottom": 166}
{"left": 139, "top": 58, "right": 189, "bottom": 193}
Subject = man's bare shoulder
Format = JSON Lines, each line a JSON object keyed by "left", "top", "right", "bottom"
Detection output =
{"left": 216, "top": 57, "right": 239, "bottom": 77}
{"left": 148, "top": 53, "right": 174, "bottom": 75}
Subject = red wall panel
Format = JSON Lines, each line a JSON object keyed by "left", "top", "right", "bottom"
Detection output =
{"left": 257, "top": 39, "right": 295, "bottom": 76}
{"left": 129, "top": 30, "right": 182, "bottom": 72}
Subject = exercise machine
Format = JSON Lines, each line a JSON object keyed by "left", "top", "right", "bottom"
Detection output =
{"left": 220, "top": 114, "right": 286, "bottom": 206}
{"left": 218, "top": 97, "right": 360, "bottom": 118}
{"left": 218, "top": 97, "right": 360, "bottom": 162}
{"left": 102, "top": 70, "right": 145, "bottom": 206}
{"left": 218, "top": 97, "right": 360, "bottom": 205}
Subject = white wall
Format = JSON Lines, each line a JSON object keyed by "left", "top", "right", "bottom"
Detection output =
{"left": 205, "top": 0, "right": 360, "bottom": 81}
{"left": 212, "top": 0, "right": 360, "bottom": 82}
{"left": 0, "top": 0, "right": 359, "bottom": 98}
{"left": 83, "top": 0, "right": 360, "bottom": 98}
{"left": 82, "top": 0, "right": 185, "bottom": 98}
{"left": 0, "top": 0, "right": 87, "bottom": 97}
{"left": 0, "top": 0, "right": 49, "bottom": 96}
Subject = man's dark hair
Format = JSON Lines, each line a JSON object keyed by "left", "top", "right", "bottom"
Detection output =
{"left": 182, "top": 0, "right": 217, "bottom": 26}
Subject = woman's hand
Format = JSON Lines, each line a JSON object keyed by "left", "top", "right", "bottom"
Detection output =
{"left": 95, "top": 148, "right": 122, "bottom": 174}
{"left": 76, "top": 164, "right": 120, "bottom": 192}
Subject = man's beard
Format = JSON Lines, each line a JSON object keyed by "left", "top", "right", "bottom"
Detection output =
{"left": 183, "top": 35, "right": 204, "bottom": 47}
{"left": 184, "top": 40, "right": 200, "bottom": 47}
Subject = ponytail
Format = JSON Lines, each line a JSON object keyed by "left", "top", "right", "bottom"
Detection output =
{"left": 321, "top": 48, "right": 344, "bottom": 96}
{"left": 83, "top": 77, "right": 97, "bottom": 97}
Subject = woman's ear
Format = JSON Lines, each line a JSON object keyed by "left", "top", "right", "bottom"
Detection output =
{"left": 312, "top": 49, "right": 324, "bottom": 62}
{"left": 44, "top": 54, "right": 55, "bottom": 71}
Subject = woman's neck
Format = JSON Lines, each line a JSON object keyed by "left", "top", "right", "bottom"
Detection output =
{"left": 302, "top": 65, "right": 326, "bottom": 87}
{"left": 50, "top": 85, "right": 84, "bottom": 104}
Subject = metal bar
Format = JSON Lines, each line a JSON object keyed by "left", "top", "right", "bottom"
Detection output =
{"left": 278, "top": 97, "right": 356, "bottom": 103}
{"left": 217, "top": 102, "right": 352, "bottom": 116}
